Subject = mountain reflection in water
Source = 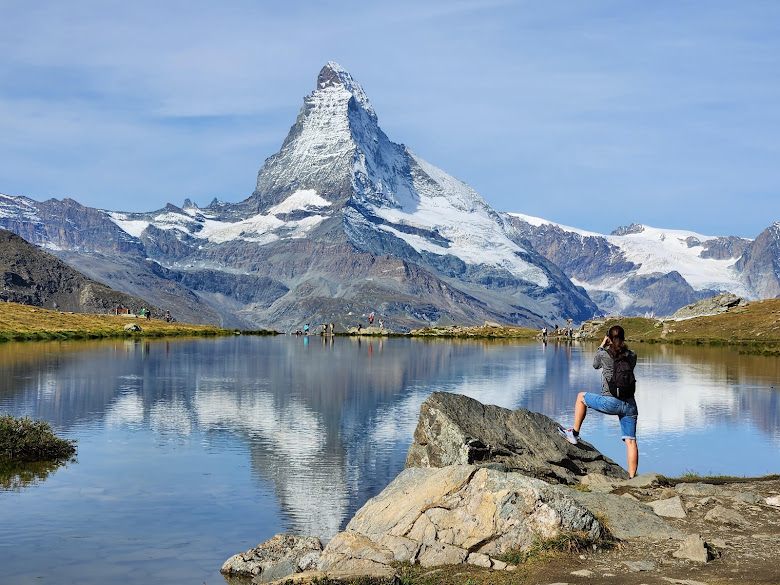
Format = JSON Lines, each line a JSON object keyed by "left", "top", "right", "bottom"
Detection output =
{"left": 0, "top": 336, "right": 777, "bottom": 585}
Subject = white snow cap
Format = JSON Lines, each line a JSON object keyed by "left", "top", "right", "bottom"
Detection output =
{"left": 317, "top": 61, "right": 376, "bottom": 120}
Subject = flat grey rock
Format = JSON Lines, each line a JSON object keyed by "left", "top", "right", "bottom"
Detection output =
{"left": 649, "top": 496, "right": 687, "bottom": 519}
{"left": 566, "top": 489, "right": 682, "bottom": 540}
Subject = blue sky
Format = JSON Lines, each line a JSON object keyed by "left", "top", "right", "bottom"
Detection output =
{"left": 1, "top": 1, "right": 778, "bottom": 238}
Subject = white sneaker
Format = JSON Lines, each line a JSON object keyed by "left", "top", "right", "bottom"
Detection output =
{"left": 557, "top": 427, "right": 579, "bottom": 445}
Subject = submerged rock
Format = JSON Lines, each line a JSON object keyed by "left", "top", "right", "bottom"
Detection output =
{"left": 405, "top": 391, "right": 628, "bottom": 484}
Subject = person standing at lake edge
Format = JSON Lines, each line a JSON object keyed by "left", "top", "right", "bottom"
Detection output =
{"left": 557, "top": 325, "right": 639, "bottom": 478}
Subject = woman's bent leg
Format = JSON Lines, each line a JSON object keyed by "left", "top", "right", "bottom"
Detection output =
{"left": 625, "top": 439, "right": 638, "bottom": 478}
{"left": 574, "top": 392, "right": 587, "bottom": 433}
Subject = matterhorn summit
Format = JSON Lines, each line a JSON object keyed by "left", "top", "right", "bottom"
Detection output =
{"left": 233, "top": 62, "right": 597, "bottom": 328}
{"left": 0, "top": 63, "right": 599, "bottom": 330}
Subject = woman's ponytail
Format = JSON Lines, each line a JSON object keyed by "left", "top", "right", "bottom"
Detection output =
{"left": 607, "top": 325, "right": 628, "bottom": 358}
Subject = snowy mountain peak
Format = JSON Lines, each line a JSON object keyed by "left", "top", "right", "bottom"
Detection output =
{"left": 316, "top": 61, "right": 376, "bottom": 121}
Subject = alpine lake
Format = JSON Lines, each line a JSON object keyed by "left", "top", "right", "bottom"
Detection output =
{"left": 0, "top": 334, "right": 777, "bottom": 585}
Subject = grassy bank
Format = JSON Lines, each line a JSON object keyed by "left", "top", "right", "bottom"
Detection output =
{"left": 0, "top": 301, "right": 255, "bottom": 341}
{"left": 585, "top": 298, "right": 780, "bottom": 346}
{"left": 409, "top": 324, "right": 540, "bottom": 339}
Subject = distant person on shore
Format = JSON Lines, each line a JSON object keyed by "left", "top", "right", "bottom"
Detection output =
{"left": 330, "top": 322, "right": 335, "bottom": 335}
{"left": 542, "top": 326, "right": 547, "bottom": 341}
{"left": 557, "top": 325, "right": 639, "bottom": 478}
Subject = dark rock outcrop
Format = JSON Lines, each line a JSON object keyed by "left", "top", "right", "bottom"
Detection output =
{"left": 0, "top": 229, "right": 162, "bottom": 316}
{"left": 405, "top": 392, "right": 628, "bottom": 484}
{"left": 670, "top": 292, "right": 747, "bottom": 320}
{"left": 620, "top": 271, "right": 720, "bottom": 317}
{"left": 611, "top": 223, "right": 646, "bottom": 236}
{"left": 699, "top": 236, "right": 752, "bottom": 260}
{"left": 735, "top": 222, "right": 780, "bottom": 299}
{"left": 502, "top": 215, "right": 637, "bottom": 282}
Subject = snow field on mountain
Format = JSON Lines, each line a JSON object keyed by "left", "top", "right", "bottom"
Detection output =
{"left": 368, "top": 156, "right": 550, "bottom": 287}
{"left": 608, "top": 225, "right": 747, "bottom": 293}
{"left": 510, "top": 212, "right": 749, "bottom": 296}
{"left": 107, "top": 189, "right": 333, "bottom": 244}
{"left": 509, "top": 212, "right": 602, "bottom": 238}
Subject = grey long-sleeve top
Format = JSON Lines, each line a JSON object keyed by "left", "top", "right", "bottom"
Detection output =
{"left": 593, "top": 347, "right": 637, "bottom": 396}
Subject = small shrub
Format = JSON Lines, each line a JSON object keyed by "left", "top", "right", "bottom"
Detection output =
{"left": 0, "top": 414, "right": 77, "bottom": 462}
{"left": 501, "top": 531, "right": 595, "bottom": 565}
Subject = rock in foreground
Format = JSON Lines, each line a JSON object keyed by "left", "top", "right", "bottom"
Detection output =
{"left": 405, "top": 391, "right": 627, "bottom": 484}
{"left": 318, "top": 465, "right": 601, "bottom": 574}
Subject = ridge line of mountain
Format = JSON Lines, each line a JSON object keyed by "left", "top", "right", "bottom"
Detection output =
{"left": 0, "top": 62, "right": 776, "bottom": 329}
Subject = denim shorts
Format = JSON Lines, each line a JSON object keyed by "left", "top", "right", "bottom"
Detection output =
{"left": 582, "top": 393, "right": 638, "bottom": 441}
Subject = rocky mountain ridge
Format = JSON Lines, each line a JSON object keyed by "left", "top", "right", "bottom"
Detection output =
{"left": 0, "top": 63, "right": 597, "bottom": 331}
{"left": 503, "top": 214, "right": 777, "bottom": 317}
{"left": 0, "top": 63, "right": 776, "bottom": 328}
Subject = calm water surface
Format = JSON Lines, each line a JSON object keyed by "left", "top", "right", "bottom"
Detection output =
{"left": 0, "top": 335, "right": 778, "bottom": 585}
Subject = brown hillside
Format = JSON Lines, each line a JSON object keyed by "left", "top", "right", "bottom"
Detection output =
{"left": 0, "top": 229, "right": 162, "bottom": 317}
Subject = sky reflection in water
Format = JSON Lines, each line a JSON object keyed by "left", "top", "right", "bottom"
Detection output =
{"left": 0, "top": 336, "right": 777, "bottom": 585}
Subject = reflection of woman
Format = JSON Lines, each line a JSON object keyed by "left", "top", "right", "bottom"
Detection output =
{"left": 557, "top": 325, "right": 639, "bottom": 478}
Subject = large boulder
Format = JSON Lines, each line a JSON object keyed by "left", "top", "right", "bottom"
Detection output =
{"left": 317, "top": 465, "right": 602, "bottom": 575}
{"left": 405, "top": 392, "right": 628, "bottom": 484}
{"left": 670, "top": 292, "right": 746, "bottom": 320}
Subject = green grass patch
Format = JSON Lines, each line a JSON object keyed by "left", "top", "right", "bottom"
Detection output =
{"left": 658, "top": 471, "right": 780, "bottom": 486}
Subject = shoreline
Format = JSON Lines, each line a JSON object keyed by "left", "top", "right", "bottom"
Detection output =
{"left": 0, "top": 302, "right": 254, "bottom": 342}
{"left": 2, "top": 297, "right": 780, "bottom": 347}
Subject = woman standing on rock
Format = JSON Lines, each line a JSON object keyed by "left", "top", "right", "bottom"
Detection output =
{"left": 557, "top": 325, "right": 639, "bottom": 478}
